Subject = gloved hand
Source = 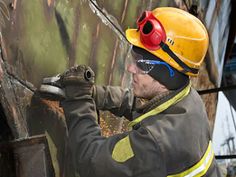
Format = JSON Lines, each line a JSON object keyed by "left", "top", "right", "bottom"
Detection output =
{"left": 60, "top": 65, "right": 95, "bottom": 99}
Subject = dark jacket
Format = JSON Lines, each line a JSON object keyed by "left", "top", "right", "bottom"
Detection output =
{"left": 61, "top": 84, "right": 223, "bottom": 177}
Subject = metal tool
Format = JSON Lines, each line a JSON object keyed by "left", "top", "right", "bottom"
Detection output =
{"left": 38, "top": 68, "right": 94, "bottom": 101}
{"left": 38, "top": 75, "right": 65, "bottom": 101}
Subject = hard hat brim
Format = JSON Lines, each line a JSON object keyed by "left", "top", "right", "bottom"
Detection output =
{"left": 126, "top": 29, "right": 144, "bottom": 49}
{"left": 126, "top": 29, "right": 176, "bottom": 71}
{"left": 125, "top": 28, "right": 168, "bottom": 59}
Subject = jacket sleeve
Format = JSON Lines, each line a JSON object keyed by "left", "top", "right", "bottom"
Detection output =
{"left": 61, "top": 97, "right": 164, "bottom": 177}
{"left": 94, "top": 85, "right": 135, "bottom": 120}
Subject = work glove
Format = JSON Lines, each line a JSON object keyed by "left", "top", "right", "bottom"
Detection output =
{"left": 60, "top": 65, "right": 95, "bottom": 100}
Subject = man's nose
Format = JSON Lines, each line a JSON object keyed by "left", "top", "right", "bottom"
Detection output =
{"left": 127, "top": 64, "right": 137, "bottom": 74}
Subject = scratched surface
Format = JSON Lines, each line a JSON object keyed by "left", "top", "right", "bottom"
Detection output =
{"left": 0, "top": 0, "right": 217, "bottom": 176}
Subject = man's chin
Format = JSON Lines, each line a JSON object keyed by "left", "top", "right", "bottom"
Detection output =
{"left": 132, "top": 85, "right": 143, "bottom": 97}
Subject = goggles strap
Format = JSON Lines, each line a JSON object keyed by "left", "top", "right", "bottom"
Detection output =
{"left": 160, "top": 41, "right": 198, "bottom": 74}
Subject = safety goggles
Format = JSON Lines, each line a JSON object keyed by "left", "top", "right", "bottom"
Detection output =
{"left": 137, "top": 59, "right": 174, "bottom": 77}
{"left": 136, "top": 11, "right": 198, "bottom": 74}
{"left": 130, "top": 51, "right": 174, "bottom": 77}
{"left": 137, "top": 11, "right": 166, "bottom": 50}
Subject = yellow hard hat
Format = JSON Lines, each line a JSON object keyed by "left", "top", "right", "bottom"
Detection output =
{"left": 126, "top": 7, "right": 209, "bottom": 76}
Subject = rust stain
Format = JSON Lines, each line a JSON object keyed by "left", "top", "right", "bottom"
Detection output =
{"left": 40, "top": 99, "right": 64, "bottom": 116}
{"left": 121, "top": 0, "right": 128, "bottom": 23}
{"left": 69, "top": 5, "right": 80, "bottom": 67}
{"left": 108, "top": 39, "right": 118, "bottom": 85}
{"left": 10, "top": 105, "right": 28, "bottom": 137}
{"left": 43, "top": 0, "right": 54, "bottom": 22}
{"left": 47, "top": 0, "right": 53, "bottom": 7}
{"left": 88, "top": 23, "right": 100, "bottom": 74}
{"left": 9, "top": 0, "right": 17, "bottom": 10}
{"left": 13, "top": 0, "right": 17, "bottom": 10}
{"left": 0, "top": 31, "right": 8, "bottom": 61}
{"left": 100, "top": 117, "right": 113, "bottom": 137}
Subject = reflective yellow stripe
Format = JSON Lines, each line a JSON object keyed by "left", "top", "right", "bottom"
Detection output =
{"left": 128, "top": 82, "right": 191, "bottom": 127}
{"left": 112, "top": 136, "right": 134, "bottom": 162}
{"left": 167, "top": 141, "right": 214, "bottom": 177}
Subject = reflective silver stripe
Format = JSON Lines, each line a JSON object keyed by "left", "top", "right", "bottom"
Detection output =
{"left": 167, "top": 141, "right": 214, "bottom": 177}
{"left": 185, "top": 144, "right": 214, "bottom": 177}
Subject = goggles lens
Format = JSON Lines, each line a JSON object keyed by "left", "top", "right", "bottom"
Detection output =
{"left": 136, "top": 60, "right": 155, "bottom": 74}
{"left": 137, "top": 60, "right": 174, "bottom": 77}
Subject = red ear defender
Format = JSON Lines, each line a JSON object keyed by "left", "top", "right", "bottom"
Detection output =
{"left": 150, "top": 31, "right": 162, "bottom": 46}
{"left": 137, "top": 11, "right": 166, "bottom": 50}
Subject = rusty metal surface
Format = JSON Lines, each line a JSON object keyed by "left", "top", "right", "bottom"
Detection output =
{"left": 0, "top": 0, "right": 131, "bottom": 87}
{"left": 0, "top": 57, "right": 30, "bottom": 138}
{"left": 26, "top": 96, "right": 67, "bottom": 177}
{"left": 0, "top": 135, "right": 55, "bottom": 177}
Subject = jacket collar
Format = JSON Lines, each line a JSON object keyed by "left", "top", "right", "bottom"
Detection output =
{"left": 129, "top": 81, "right": 191, "bottom": 128}
{"left": 135, "top": 90, "right": 173, "bottom": 114}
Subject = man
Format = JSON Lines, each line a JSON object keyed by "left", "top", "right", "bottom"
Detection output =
{"left": 53, "top": 7, "right": 223, "bottom": 177}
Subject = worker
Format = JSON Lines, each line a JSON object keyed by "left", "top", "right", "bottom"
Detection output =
{"left": 55, "top": 7, "right": 223, "bottom": 177}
